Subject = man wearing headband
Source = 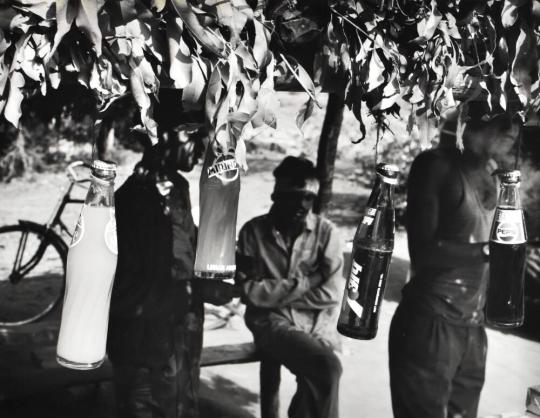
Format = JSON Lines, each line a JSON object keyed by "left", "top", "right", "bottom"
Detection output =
{"left": 236, "top": 156, "right": 343, "bottom": 418}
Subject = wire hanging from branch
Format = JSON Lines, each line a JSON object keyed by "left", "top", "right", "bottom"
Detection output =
{"left": 514, "top": 122, "right": 523, "bottom": 170}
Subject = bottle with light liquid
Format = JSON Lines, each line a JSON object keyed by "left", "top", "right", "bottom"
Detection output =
{"left": 194, "top": 142, "right": 240, "bottom": 282}
{"left": 56, "top": 160, "right": 118, "bottom": 369}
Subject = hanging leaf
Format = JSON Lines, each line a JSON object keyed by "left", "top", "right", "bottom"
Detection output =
{"left": 366, "top": 50, "right": 385, "bottom": 92}
{"left": 182, "top": 57, "right": 209, "bottom": 110}
{"left": 235, "top": 44, "right": 258, "bottom": 73}
{"left": 509, "top": 22, "right": 534, "bottom": 107}
{"left": 295, "top": 97, "right": 314, "bottom": 134}
{"left": 50, "top": 0, "right": 103, "bottom": 59}
{"left": 75, "top": 0, "right": 103, "bottom": 56}
{"left": 171, "top": 0, "right": 227, "bottom": 58}
{"left": 501, "top": 0, "right": 523, "bottom": 29}
{"left": 14, "top": 1, "right": 55, "bottom": 20}
{"left": 205, "top": 64, "right": 225, "bottom": 127}
{"left": 0, "top": 60, "right": 9, "bottom": 94}
{"left": 279, "top": 54, "right": 320, "bottom": 107}
{"left": 3, "top": 71, "right": 25, "bottom": 127}
{"left": 205, "top": 0, "right": 250, "bottom": 45}
{"left": 252, "top": 19, "right": 270, "bottom": 68}
{"left": 0, "top": 30, "right": 9, "bottom": 56}
{"left": 130, "top": 64, "right": 157, "bottom": 143}
{"left": 167, "top": 18, "right": 192, "bottom": 89}
{"left": 235, "top": 137, "right": 247, "bottom": 170}
{"left": 412, "top": 0, "right": 442, "bottom": 43}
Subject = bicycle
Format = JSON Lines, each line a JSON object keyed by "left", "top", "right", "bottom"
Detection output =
{"left": 0, "top": 161, "right": 91, "bottom": 326}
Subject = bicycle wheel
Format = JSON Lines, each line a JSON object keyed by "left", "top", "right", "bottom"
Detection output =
{"left": 0, "top": 224, "right": 66, "bottom": 326}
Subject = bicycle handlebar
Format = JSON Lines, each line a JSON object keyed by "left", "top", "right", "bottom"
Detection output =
{"left": 67, "top": 161, "right": 91, "bottom": 183}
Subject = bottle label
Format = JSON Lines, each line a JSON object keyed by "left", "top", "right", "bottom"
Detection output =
{"left": 70, "top": 213, "right": 85, "bottom": 248}
{"left": 207, "top": 154, "right": 239, "bottom": 183}
{"left": 361, "top": 208, "right": 377, "bottom": 226}
{"left": 491, "top": 209, "right": 526, "bottom": 244}
{"left": 104, "top": 209, "right": 118, "bottom": 255}
{"left": 205, "top": 264, "right": 236, "bottom": 271}
{"left": 346, "top": 260, "right": 364, "bottom": 317}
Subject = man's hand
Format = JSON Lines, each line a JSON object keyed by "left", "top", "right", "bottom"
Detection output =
{"left": 526, "top": 246, "right": 540, "bottom": 283}
{"left": 298, "top": 261, "right": 323, "bottom": 288}
{"left": 192, "top": 280, "right": 241, "bottom": 306}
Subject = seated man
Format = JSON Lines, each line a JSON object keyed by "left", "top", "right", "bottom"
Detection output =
{"left": 236, "top": 156, "right": 343, "bottom": 418}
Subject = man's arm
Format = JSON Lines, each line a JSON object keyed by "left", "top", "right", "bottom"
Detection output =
{"left": 289, "top": 224, "right": 343, "bottom": 310}
{"left": 236, "top": 223, "right": 311, "bottom": 308}
{"left": 407, "top": 151, "right": 487, "bottom": 270}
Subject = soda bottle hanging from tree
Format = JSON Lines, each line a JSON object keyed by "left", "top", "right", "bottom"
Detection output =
{"left": 57, "top": 160, "right": 118, "bottom": 369}
{"left": 337, "top": 163, "right": 398, "bottom": 340}
{"left": 486, "top": 170, "right": 527, "bottom": 328}
{"left": 194, "top": 141, "right": 240, "bottom": 282}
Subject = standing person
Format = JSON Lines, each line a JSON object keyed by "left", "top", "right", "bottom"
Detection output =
{"left": 107, "top": 125, "right": 233, "bottom": 418}
{"left": 388, "top": 107, "right": 519, "bottom": 418}
{"left": 236, "top": 156, "right": 343, "bottom": 418}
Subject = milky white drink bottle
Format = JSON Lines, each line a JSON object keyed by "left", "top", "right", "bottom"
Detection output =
{"left": 194, "top": 142, "right": 240, "bottom": 282}
{"left": 57, "top": 160, "right": 118, "bottom": 369}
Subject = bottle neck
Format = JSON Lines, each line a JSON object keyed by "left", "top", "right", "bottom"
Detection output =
{"left": 85, "top": 175, "right": 115, "bottom": 207}
{"left": 497, "top": 183, "right": 521, "bottom": 209}
{"left": 367, "top": 176, "right": 395, "bottom": 209}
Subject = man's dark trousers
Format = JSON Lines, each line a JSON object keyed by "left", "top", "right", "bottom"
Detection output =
{"left": 389, "top": 304, "right": 487, "bottom": 418}
{"left": 256, "top": 327, "right": 342, "bottom": 418}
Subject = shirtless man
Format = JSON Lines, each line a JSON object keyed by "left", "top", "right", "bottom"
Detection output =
{"left": 388, "top": 108, "right": 519, "bottom": 418}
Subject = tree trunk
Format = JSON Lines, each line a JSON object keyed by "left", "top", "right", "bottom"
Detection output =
{"left": 314, "top": 92, "right": 345, "bottom": 215}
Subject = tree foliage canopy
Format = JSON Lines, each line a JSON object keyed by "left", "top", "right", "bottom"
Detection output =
{"left": 0, "top": 0, "right": 538, "bottom": 159}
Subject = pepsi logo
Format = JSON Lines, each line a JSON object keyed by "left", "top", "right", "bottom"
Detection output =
{"left": 495, "top": 222, "right": 519, "bottom": 242}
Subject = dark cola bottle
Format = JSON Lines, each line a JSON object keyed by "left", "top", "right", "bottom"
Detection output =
{"left": 486, "top": 170, "right": 527, "bottom": 328}
{"left": 337, "top": 163, "right": 398, "bottom": 339}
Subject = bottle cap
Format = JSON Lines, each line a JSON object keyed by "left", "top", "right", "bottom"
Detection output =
{"left": 376, "top": 163, "right": 399, "bottom": 185}
{"left": 91, "top": 160, "right": 117, "bottom": 180}
{"left": 497, "top": 169, "right": 520, "bottom": 184}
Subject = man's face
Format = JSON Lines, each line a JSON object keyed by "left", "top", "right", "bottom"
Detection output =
{"left": 272, "top": 190, "right": 316, "bottom": 225}
{"left": 482, "top": 117, "right": 520, "bottom": 162}
{"left": 163, "top": 130, "right": 204, "bottom": 173}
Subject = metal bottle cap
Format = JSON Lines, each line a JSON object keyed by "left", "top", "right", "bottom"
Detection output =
{"left": 376, "top": 163, "right": 399, "bottom": 185}
{"left": 91, "top": 160, "right": 117, "bottom": 181}
{"left": 497, "top": 169, "right": 520, "bottom": 184}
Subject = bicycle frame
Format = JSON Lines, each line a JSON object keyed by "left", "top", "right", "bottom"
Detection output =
{"left": 9, "top": 162, "right": 90, "bottom": 284}
{"left": 9, "top": 222, "right": 66, "bottom": 284}
{"left": 44, "top": 179, "right": 86, "bottom": 239}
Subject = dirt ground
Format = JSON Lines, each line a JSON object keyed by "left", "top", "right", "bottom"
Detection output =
{"left": 1, "top": 146, "right": 540, "bottom": 418}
